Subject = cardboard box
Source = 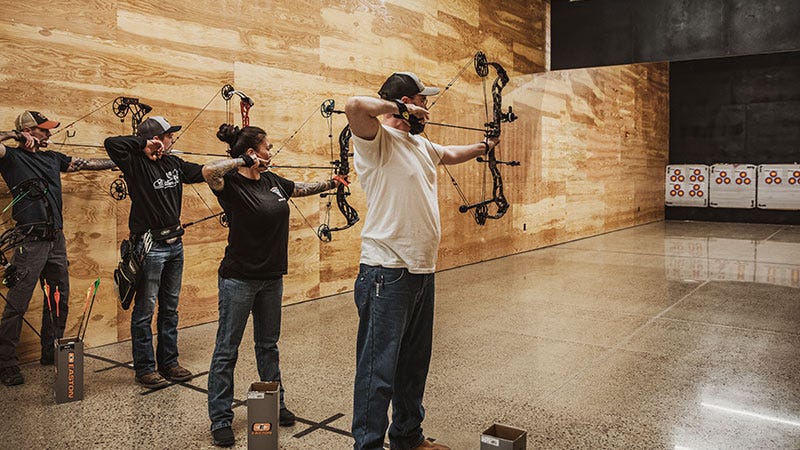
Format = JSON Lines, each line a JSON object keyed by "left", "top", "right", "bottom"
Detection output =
{"left": 247, "top": 381, "right": 280, "bottom": 450}
{"left": 54, "top": 337, "right": 83, "bottom": 404}
{"left": 480, "top": 423, "right": 526, "bottom": 450}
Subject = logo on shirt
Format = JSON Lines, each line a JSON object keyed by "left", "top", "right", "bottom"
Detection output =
{"left": 153, "top": 169, "right": 180, "bottom": 190}
{"left": 270, "top": 187, "right": 286, "bottom": 201}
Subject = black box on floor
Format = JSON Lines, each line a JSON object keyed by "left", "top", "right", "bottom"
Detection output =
{"left": 480, "top": 423, "right": 526, "bottom": 450}
{"left": 54, "top": 337, "right": 83, "bottom": 404}
{"left": 247, "top": 381, "right": 279, "bottom": 450}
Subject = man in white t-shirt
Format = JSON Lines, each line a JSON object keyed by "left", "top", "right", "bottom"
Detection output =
{"left": 345, "top": 72, "right": 499, "bottom": 450}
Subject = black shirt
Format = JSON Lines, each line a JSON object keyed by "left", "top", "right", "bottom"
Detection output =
{"left": 0, "top": 146, "right": 71, "bottom": 229}
{"left": 104, "top": 136, "right": 204, "bottom": 234}
{"left": 213, "top": 170, "right": 295, "bottom": 280}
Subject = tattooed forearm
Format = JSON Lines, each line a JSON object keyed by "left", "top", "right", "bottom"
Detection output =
{"left": 67, "top": 158, "right": 117, "bottom": 172}
{"left": 202, "top": 158, "right": 243, "bottom": 191}
{"left": 84, "top": 158, "right": 117, "bottom": 170}
{"left": 293, "top": 180, "right": 335, "bottom": 198}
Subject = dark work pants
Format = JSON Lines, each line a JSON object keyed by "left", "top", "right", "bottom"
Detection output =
{"left": 0, "top": 229, "right": 69, "bottom": 368}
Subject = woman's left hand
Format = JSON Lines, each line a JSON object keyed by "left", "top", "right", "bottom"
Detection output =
{"left": 332, "top": 175, "right": 349, "bottom": 187}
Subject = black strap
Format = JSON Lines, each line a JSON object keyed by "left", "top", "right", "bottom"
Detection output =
{"left": 392, "top": 99, "right": 410, "bottom": 121}
{"left": 150, "top": 224, "right": 184, "bottom": 241}
{"left": 241, "top": 153, "right": 256, "bottom": 167}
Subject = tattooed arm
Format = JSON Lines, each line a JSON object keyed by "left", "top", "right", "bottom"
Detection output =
{"left": 292, "top": 179, "right": 338, "bottom": 198}
{"left": 66, "top": 157, "right": 117, "bottom": 172}
{"left": 202, "top": 157, "right": 248, "bottom": 192}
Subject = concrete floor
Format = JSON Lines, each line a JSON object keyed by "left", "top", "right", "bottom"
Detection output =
{"left": 4, "top": 220, "right": 800, "bottom": 449}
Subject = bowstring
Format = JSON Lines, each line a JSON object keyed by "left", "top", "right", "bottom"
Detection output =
{"left": 323, "top": 112, "right": 336, "bottom": 231}
{"left": 481, "top": 75, "right": 490, "bottom": 202}
{"left": 50, "top": 98, "right": 117, "bottom": 138}
{"left": 420, "top": 53, "right": 485, "bottom": 223}
{"left": 172, "top": 89, "right": 221, "bottom": 147}
{"left": 261, "top": 103, "right": 330, "bottom": 241}
{"left": 427, "top": 56, "right": 476, "bottom": 111}
{"left": 271, "top": 106, "right": 325, "bottom": 160}
{"left": 173, "top": 87, "right": 230, "bottom": 225}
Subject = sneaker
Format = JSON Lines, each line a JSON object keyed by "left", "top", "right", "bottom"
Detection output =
{"left": 135, "top": 371, "right": 169, "bottom": 389}
{"left": 0, "top": 366, "right": 24, "bottom": 386}
{"left": 40, "top": 348, "right": 54, "bottom": 366}
{"left": 211, "top": 426, "right": 235, "bottom": 447}
{"left": 158, "top": 365, "right": 193, "bottom": 382}
{"left": 412, "top": 439, "right": 451, "bottom": 450}
{"left": 279, "top": 407, "right": 296, "bottom": 426}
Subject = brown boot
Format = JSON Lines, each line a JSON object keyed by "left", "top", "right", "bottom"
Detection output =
{"left": 136, "top": 371, "right": 169, "bottom": 389}
{"left": 158, "top": 364, "right": 193, "bottom": 382}
{"left": 412, "top": 439, "right": 451, "bottom": 450}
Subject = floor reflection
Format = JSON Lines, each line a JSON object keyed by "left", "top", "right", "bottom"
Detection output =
{"left": 665, "top": 235, "right": 800, "bottom": 288}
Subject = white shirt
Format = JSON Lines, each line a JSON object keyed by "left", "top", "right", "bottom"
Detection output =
{"left": 352, "top": 124, "right": 444, "bottom": 273}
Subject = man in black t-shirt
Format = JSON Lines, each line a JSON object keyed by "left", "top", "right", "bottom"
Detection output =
{"left": 104, "top": 116, "right": 212, "bottom": 389}
{"left": 0, "top": 110, "right": 116, "bottom": 387}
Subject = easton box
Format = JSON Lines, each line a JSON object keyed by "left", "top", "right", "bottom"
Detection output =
{"left": 247, "top": 381, "right": 280, "bottom": 450}
{"left": 480, "top": 423, "right": 527, "bottom": 450}
{"left": 55, "top": 337, "right": 83, "bottom": 404}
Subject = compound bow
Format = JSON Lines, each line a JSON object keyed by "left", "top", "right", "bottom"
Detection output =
{"left": 425, "top": 51, "right": 520, "bottom": 225}
{"left": 317, "top": 100, "right": 359, "bottom": 242}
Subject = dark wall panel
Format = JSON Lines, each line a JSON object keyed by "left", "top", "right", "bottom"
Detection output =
{"left": 668, "top": 51, "right": 800, "bottom": 224}
{"left": 552, "top": 0, "right": 800, "bottom": 70}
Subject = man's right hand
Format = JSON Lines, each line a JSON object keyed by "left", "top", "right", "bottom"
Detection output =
{"left": 406, "top": 103, "right": 430, "bottom": 122}
{"left": 143, "top": 139, "right": 165, "bottom": 160}
{"left": 4, "top": 131, "right": 38, "bottom": 150}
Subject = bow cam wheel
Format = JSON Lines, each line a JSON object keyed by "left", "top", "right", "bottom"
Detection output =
{"left": 317, "top": 224, "right": 332, "bottom": 242}
{"left": 109, "top": 178, "right": 128, "bottom": 201}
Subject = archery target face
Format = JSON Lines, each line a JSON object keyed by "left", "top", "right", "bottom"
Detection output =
{"left": 757, "top": 164, "right": 800, "bottom": 210}
{"left": 665, "top": 165, "right": 709, "bottom": 207}
{"left": 709, "top": 164, "right": 756, "bottom": 208}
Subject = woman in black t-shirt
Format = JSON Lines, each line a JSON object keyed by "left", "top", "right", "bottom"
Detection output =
{"left": 203, "top": 123, "right": 342, "bottom": 447}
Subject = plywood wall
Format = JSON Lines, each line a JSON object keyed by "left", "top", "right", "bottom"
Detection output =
{"left": 0, "top": 0, "right": 667, "bottom": 363}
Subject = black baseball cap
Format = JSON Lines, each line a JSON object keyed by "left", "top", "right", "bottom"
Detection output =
{"left": 136, "top": 116, "right": 182, "bottom": 139}
{"left": 378, "top": 72, "right": 440, "bottom": 100}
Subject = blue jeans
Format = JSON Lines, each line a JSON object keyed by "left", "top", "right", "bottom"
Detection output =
{"left": 130, "top": 239, "right": 184, "bottom": 378}
{"left": 352, "top": 264, "right": 435, "bottom": 450}
{"left": 208, "top": 276, "right": 286, "bottom": 431}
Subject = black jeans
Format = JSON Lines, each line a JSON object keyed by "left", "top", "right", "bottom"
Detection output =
{"left": 0, "top": 229, "right": 69, "bottom": 368}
